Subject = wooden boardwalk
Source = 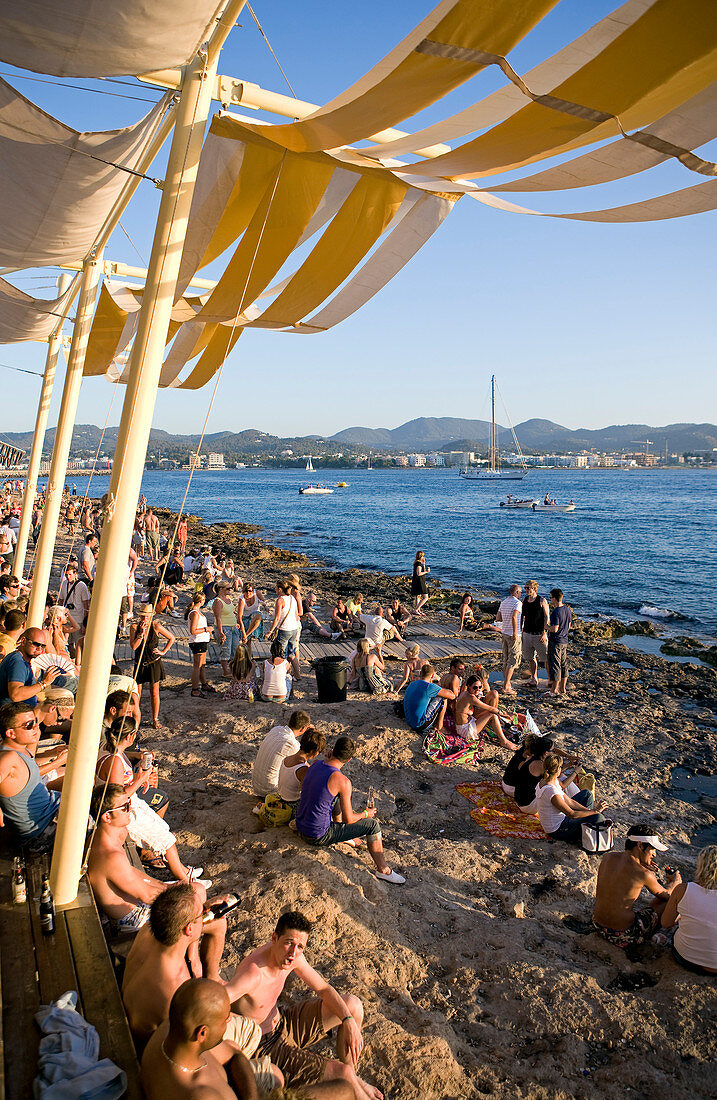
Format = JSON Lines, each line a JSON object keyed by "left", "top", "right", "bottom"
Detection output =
{"left": 114, "top": 612, "right": 500, "bottom": 668}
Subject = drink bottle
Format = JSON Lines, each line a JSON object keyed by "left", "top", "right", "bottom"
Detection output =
{"left": 40, "top": 873, "right": 56, "bottom": 935}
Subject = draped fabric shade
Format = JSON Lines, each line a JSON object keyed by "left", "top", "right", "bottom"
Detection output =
{"left": 0, "top": 277, "right": 76, "bottom": 344}
{"left": 0, "top": 0, "right": 223, "bottom": 78}
{"left": 0, "top": 79, "right": 172, "bottom": 269}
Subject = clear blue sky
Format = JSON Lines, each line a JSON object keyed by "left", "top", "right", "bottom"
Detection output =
{"left": 3, "top": 0, "right": 716, "bottom": 438}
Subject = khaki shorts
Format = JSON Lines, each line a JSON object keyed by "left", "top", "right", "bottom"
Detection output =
{"left": 224, "top": 1012, "right": 262, "bottom": 1057}
{"left": 256, "top": 997, "right": 327, "bottom": 1087}
{"left": 501, "top": 636, "right": 522, "bottom": 671}
{"left": 522, "top": 632, "right": 547, "bottom": 664}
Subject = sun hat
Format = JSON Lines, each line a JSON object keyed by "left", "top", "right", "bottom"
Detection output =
{"left": 626, "top": 826, "right": 668, "bottom": 851}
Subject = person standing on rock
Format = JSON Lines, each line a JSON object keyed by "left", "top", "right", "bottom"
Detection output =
{"left": 546, "top": 588, "right": 572, "bottom": 696}
{"left": 521, "top": 580, "right": 550, "bottom": 687}
{"left": 411, "top": 551, "right": 430, "bottom": 617}
{"left": 491, "top": 584, "right": 522, "bottom": 695}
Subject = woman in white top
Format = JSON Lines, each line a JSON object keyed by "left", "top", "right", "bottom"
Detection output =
{"left": 260, "top": 638, "right": 293, "bottom": 703}
{"left": 278, "top": 727, "right": 326, "bottom": 806}
{"left": 268, "top": 578, "right": 302, "bottom": 679}
{"left": 662, "top": 845, "right": 717, "bottom": 974}
{"left": 187, "top": 592, "right": 214, "bottom": 697}
{"left": 535, "top": 752, "right": 608, "bottom": 845}
{"left": 96, "top": 717, "right": 205, "bottom": 884}
{"left": 236, "top": 581, "right": 266, "bottom": 657}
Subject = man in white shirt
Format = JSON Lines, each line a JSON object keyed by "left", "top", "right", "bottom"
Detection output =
{"left": 492, "top": 584, "right": 523, "bottom": 695}
{"left": 57, "top": 563, "right": 90, "bottom": 659}
{"left": 79, "top": 533, "right": 98, "bottom": 586}
{"left": 252, "top": 711, "right": 311, "bottom": 797}
{"left": 359, "top": 604, "right": 400, "bottom": 650}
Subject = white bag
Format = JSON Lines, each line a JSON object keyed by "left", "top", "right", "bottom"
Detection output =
{"left": 581, "top": 818, "right": 614, "bottom": 853}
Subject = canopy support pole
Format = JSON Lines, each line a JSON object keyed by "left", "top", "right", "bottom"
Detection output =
{"left": 26, "top": 258, "right": 102, "bottom": 628}
{"left": 49, "top": 0, "right": 245, "bottom": 903}
{"left": 13, "top": 276, "right": 71, "bottom": 580}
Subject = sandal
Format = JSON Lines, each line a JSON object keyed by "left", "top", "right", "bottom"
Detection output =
{"left": 191, "top": 688, "right": 202, "bottom": 697}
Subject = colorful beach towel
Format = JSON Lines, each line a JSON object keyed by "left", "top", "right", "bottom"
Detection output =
{"left": 456, "top": 780, "right": 545, "bottom": 839}
{"left": 423, "top": 729, "right": 486, "bottom": 766}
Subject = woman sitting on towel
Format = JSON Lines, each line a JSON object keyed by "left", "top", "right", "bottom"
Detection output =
{"left": 535, "top": 752, "right": 607, "bottom": 844}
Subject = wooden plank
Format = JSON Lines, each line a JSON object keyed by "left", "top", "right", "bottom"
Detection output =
{"left": 0, "top": 846, "right": 40, "bottom": 1100}
{"left": 65, "top": 884, "right": 142, "bottom": 1100}
{"left": 26, "top": 856, "right": 79, "bottom": 1008}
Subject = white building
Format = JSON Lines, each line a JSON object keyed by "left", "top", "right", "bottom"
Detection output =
{"left": 207, "top": 452, "right": 225, "bottom": 468}
{"left": 426, "top": 452, "right": 445, "bottom": 467}
{"left": 408, "top": 453, "right": 426, "bottom": 467}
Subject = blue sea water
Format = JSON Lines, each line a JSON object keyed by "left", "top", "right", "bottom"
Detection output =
{"left": 60, "top": 467, "right": 717, "bottom": 637}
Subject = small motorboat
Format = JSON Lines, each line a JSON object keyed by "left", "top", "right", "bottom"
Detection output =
{"left": 299, "top": 484, "right": 334, "bottom": 495}
{"left": 499, "top": 498, "right": 539, "bottom": 509}
{"left": 530, "top": 501, "right": 576, "bottom": 512}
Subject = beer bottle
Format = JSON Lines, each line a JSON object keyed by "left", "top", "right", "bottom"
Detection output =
{"left": 12, "top": 858, "right": 27, "bottom": 905}
{"left": 39, "top": 873, "right": 56, "bottom": 935}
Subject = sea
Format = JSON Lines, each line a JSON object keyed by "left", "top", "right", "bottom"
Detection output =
{"left": 54, "top": 467, "right": 717, "bottom": 639}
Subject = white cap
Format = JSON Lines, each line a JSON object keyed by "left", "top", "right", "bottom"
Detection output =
{"left": 627, "top": 831, "right": 668, "bottom": 851}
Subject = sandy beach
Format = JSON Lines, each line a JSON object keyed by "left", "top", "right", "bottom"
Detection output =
{"left": 49, "top": 510, "right": 717, "bottom": 1100}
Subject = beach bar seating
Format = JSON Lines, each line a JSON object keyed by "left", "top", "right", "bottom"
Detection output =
{"left": 0, "top": 835, "right": 141, "bottom": 1098}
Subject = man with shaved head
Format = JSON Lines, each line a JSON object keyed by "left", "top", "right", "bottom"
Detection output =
{"left": 141, "top": 979, "right": 358, "bottom": 1099}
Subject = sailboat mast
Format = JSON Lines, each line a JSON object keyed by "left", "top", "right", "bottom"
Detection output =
{"left": 491, "top": 374, "right": 496, "bottom": 471}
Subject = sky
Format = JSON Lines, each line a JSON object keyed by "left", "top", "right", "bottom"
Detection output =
{"left": 3, "top": 0, "right": 717, "bottom": 439}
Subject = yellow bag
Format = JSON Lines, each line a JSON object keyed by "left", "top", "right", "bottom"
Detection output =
{"left": 258, "top": 793, "right": 293, "bottom": 828}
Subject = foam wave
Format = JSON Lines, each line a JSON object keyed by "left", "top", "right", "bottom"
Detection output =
{"left": 639, "top": 604, "right": 688, "bottom": 621}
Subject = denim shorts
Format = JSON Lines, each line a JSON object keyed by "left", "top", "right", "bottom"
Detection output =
{"left": 277, "top": 627, "right": 300, "bottom": 658}
{"left": 301, "top": 818, "right": 381, "bottom": 846}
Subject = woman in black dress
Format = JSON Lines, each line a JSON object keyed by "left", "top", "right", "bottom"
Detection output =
{"left": 130, "top": 605, "right": 175, "bottom": 728}
{"left": 411, "top": 549, "right": 430, "bottom": 616}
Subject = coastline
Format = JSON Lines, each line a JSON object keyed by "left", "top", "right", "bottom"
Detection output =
{"left": 49, "top": 505, "right": 717, "bottom": 1098}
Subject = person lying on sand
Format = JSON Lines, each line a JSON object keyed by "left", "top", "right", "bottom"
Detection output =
{"left": 141, "top": 979, "right": 262, "bottom": 1100}
{"left": 593, "top": 825, "right": 681, "bottom": 950}
{"left": 295, "top": 736, "right": 405, "bottom": 884}
{"left": 225, "top": 910, "right": 383, "bottom": 1100}
{"left": 454, "top": 676, "right": 518, "bottom": 751}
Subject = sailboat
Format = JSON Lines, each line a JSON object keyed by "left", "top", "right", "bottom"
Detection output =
{"left": 459, "top": 375, "right": 527, "bottom": 483}
{"left": 306, "top": 457, "right": 314, "bottom": 471}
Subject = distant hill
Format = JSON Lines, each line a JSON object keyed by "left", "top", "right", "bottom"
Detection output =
{"left": 2, "top": 420, "right": 715, "bottom": 459}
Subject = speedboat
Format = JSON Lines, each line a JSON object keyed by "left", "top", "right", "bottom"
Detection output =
{"left": 499, "top": 498, "right": 539, "bottom": 509}
{"left": 531, "top": 501, "right": 576, "bottom": 512}
{"left": 299, "top": 484, "right": 334, "bottom": 495}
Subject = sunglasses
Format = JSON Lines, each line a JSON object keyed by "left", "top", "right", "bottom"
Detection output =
{"left": 27, "top": 640, "right": 46, "bottom": 650}
{"left": 14, "top": 717, "right": 39, "bottom": 731}
{"left": 110, "top": 800, "right": 131, "bottom": 814}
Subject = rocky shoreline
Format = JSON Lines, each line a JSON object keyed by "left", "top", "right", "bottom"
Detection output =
{"left": 113, "top": 506, "right": 717, "bottom": 1099}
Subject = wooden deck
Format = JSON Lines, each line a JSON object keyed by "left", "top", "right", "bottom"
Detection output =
{"left": 114, "top": 611, "right": 501, "bottom": 668}
{"left": 0, "top": 839, "right": 141, "bottom": 1098}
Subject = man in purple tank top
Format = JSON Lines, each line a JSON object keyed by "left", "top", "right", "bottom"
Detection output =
{"left": 296, "top": 737, "right": 405, "bottom": 885}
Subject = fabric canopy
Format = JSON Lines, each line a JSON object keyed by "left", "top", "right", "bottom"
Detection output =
{"left": 0, "top": 0, "right": 222, "bottom": 78}
{"left": 255, "top": 0, "right": 559, "bottom": 154}
{"left": 0, "top": 79, "right": 171, "bottom": 269}
{"left": 0, "top": 277, "right": 75, "bottom": 344}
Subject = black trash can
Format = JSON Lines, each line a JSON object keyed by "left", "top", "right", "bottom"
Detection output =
{"left": 314, "top": 656, "right": 348, "bottom": 703}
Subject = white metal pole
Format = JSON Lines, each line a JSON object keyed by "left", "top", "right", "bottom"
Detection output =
{"left": 13, "top": 278, "right": 72, "bottom": 579}
{"left": 26, "top": 258, "right": 102, "bottom": 629}
{"left": 49, "top": 9, "right": 243, "bottom": 902}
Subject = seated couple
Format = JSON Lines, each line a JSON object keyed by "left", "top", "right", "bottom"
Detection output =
{"left": 134, "top": 899, "right": 383, "bottom": 1100}
{"left": 502, "top": 742, "right": 605, "bottom": 845}
{"left": 593, "top": 831, "right": 716, "bottom": 975}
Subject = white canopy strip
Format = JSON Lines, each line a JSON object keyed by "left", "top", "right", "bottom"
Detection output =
{"left": 0, "top": 0, "right": 223, "bottom": 78}
{"left": 469, "top": 178, "right": 717, "bottom": 221}
{"left": 357, "top": 0, "right": 655, "bottom": 159}
{"left": 0, "top": 277, "right": 75, "bottom": 343}
{"left": 0, "top": 80, "right": 172, "bottom": 268}
{"left": 280, "top": 194, "right": 455, "bottom": 333}
{"left": 486, "top": 81, "right": 717, "bottom": 191}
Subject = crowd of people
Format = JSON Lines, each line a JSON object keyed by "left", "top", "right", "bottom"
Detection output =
{"left": 0, "top": 485, "right": 713, "bottom": 1099}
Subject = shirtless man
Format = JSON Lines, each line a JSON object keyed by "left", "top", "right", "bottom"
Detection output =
{"left": 440, "top": 658, "right": 465, "bottom": 701}
{"left": 454, "top": 676, "right": 518, "bottom": 751}
{"left": 87, "top": 783, "right": 168, "bottom": 932}
{"left": 123, "top": 883, "right": 261, "bottom": 1062}
{"left": 146, "top": 509, "right": 161, "bottom": 562}
{"left": 225, "top": 910, "right": 382, "bottom": 1100}
{"left": 140, "top": 979, "right": 258, "bottom": 1100}
{"left": 592, "top": 824, "right": 681, "bottom": 950}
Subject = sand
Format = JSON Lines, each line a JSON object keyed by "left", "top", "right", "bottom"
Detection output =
{"left": 47, "top": 514, "right": 717, "bottom": 1099}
